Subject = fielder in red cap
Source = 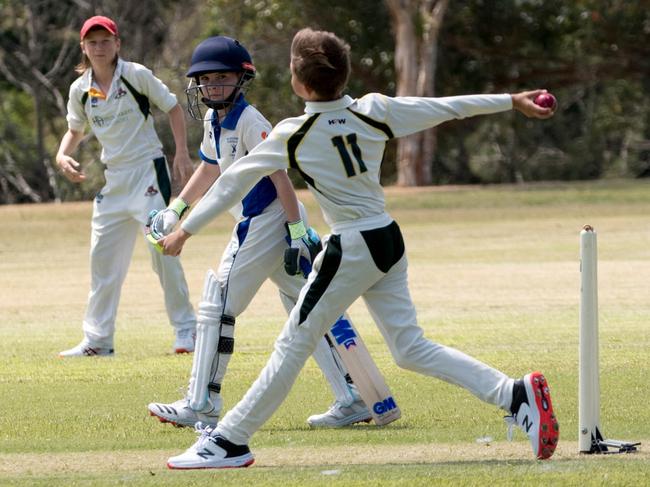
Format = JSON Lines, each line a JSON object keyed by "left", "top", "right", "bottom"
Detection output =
{"left": 54, "top": 15, "right": 197, "bottom": 358}
{"left": 80, "top": 15, "right": 118, "bottom": 40}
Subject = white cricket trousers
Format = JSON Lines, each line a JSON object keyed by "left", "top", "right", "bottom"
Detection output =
{"left": 217, "top": 214, "right": 514, "bottom": 444}
{"left": 205, "top": 199, "right": 356, "bottom": 406}
{"left": 82, "top": 157, "right": 196, "bottom": 348}
{"left": 215, "top": 200, "right": 310, "bottom": 318}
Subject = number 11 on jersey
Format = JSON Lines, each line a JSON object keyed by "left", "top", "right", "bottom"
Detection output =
{"left": 331, "top": 133, "right": 367, "bottom": 177}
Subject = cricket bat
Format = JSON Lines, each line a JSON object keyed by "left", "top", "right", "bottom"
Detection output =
{"left": 327, "top": 316, "right": 401, "bottom": 426}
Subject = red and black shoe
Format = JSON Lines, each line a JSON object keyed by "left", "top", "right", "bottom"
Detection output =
{"left": 506, "top": 371, "right": 559, "bottom": 459}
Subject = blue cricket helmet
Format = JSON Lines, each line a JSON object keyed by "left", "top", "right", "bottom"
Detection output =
{"left": 185, "top": 36, "right": 257, "bottom": 121}
{"left": 186, "top": 36, "right": 256, "bottom": 79}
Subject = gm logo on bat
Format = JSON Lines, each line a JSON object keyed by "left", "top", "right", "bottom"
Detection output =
{"left": 373, "top": 396, "right": 398, "bottom": 415}
{"left": 330, "top": 318, "right": 358, "bottom": 350}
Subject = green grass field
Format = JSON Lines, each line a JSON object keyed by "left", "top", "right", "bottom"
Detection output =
{"left": 1, "top": 180, "right": 649, "bottom": 485}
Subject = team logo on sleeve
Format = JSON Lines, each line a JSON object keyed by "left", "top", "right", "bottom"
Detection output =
{"left": 144, "top": 186, "right": 159, "bottom": 197}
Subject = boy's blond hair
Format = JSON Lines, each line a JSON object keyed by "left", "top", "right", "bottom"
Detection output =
{"left": 290, "top": 28, "right": 350, "bottom": 100}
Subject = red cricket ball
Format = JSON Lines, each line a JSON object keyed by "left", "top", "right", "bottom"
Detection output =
{"left": 534, "top": 93, "right": 557, "bottom": 109}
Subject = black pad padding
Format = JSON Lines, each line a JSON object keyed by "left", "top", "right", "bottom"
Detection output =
{"left": 217, "top": 337, "right": 234, "bottom": 354}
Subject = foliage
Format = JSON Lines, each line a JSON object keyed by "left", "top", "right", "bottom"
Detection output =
{"left": 195, "top": 0, "right": 396, "bottom": 186}
{"left": 434, "top": 0, "right": 650, "bottom": 183}
{"left": 1, "top": 0, "right": 650, "bottom": 202}
{"left": 0, "top": 0, "right": 202, "bottom": 203}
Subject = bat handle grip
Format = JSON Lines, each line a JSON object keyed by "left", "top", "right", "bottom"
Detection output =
{"left": 284, "top": 247, "right": 300, "bottom": 275}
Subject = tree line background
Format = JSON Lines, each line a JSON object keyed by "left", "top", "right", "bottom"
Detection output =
{"left": 1, "top": 0, "right": 649, "bottom": 204}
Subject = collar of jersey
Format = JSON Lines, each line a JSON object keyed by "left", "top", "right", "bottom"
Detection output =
{"left": 81, "top": 58, "right": 124, "bottom": 96}
{"left": 304, "top": 95, "right": 354, "bottom": 114}
{"left": 220, "top": 95, "right": 248, "bottom": 130}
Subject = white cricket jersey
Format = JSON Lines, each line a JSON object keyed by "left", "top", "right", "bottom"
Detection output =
{"left": 198, "top": 99, "right": 274, "bottom": 220}
{"left": 182, "top": 92, "right": 513, "bottom": 235}
{"left": 66, "top": 59, "right": 178, "bottom": 167}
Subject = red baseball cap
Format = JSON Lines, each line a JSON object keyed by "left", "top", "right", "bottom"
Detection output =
{"left": 80, "top": 16, "right": 119, "bottom": 40}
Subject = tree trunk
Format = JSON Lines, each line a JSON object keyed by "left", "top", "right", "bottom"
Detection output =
{"left": 34, "top": 90, "right": 60, "bottom": 202}
{"left": 386, "top": 0, "right": 449, "bottom": 186}
{"left": 386, "top": 0, "right": 419, "bottom": 186}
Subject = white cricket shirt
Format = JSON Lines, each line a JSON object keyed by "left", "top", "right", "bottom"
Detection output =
{"left": 198, "top": 99, "right": 274, "bottom": 220}
{"left": 66, "top": 59, "right": 178, "bottom": 167}
{"left": 183, "top": 92, "right": 513, "bottom": 235}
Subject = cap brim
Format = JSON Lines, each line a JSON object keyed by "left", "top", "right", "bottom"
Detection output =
{"left": 186, "top": 61, "right": 237, "bottom": 77}
{"left": 80, "top": 23, "right": 118, "bottom": 39}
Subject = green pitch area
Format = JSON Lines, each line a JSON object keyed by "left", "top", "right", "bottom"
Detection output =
{"left": 1, "top": 180, "right": 649, "bottom": 486}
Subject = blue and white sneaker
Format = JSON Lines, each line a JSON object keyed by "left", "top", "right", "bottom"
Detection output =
{"left": 167, "top": 422, "right": 254, "bottom": 469}
{"left": 506, "top": 372, "right": 559, "bottom": 459}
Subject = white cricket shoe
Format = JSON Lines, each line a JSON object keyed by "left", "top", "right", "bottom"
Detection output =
{"left": 307, "top": 397, "right": 372, "bottom": 427}
{"left": 148, "top": 397, "right": 219, "bottom": 428}
{"left": 167, "top": 422, "right": 254, "bottom": 469}
{"left": 505, "top": 371, "right": 559, "bottom": 460}
{"left": 173, "top": 327, "right": 196, "bottom": 354}
{"left": 59, "top": 341, "right": 114, "bottom": 357}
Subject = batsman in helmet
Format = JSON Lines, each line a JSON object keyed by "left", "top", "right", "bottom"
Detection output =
{"left": 147, "top": 36, "right": 389, "bottom": 429}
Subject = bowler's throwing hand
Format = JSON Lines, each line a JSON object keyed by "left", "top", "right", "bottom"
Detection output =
{"left": 511, "top": 90, "right": 557, "bottom": 119}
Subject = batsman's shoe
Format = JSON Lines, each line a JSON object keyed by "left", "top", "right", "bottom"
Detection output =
{"left": 148, "top": 397, "right": 219, "bottom": 428}
{"left": 58, "top": 341, "right": 114, "bottom": 357}
{"left": 173, "top": 327, "right": 196, "bottom": 354}
{"left": 167, "top": 422, "right": 254, "bottom": 469}
{"left": 506, "top": 371, "right": 559, "bottom": 460}
{"left": 307, "top": 397, "right": 372, "bottom": 427}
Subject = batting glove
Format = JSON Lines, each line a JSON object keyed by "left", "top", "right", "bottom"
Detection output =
{"left": 145, "top": 198, "right": 189, "bottom": 253}
{"left": 152, "top": 198, "right": 189, "bottom": 236}
{"left": 284, "top": 220, "right": 322, "bottom": 276}
{"left": 145, "top": 210, "right": 164, "bottom": 253}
